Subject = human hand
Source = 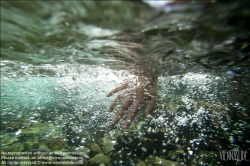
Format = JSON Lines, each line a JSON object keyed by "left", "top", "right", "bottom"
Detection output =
{"left": 107, "top": 76, "right": 158, "bottom": 129}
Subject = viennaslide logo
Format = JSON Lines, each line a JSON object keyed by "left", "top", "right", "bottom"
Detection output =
{"left": 220, "top": 146, "right": 248, "bottom": 165}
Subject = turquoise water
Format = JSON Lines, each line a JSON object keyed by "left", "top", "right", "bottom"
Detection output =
{"left": 1, "top": 1, "right": 250, "bottom": 166}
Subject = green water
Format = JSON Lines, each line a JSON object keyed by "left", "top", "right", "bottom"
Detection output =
{"left": 1, "top": 1, "right": 250, "bottom": 166}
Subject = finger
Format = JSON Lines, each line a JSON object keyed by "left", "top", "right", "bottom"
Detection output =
{"left": 108, "top": 90, "right": 126, "bottom": 112}
{"left": 112, "top": 98, "right": 133, "bottom": 126}
{"left": 146, "top": 97, "right": 156, "bottom": 115}
{"left": 107, "top": 83, "right": 128, "bottom": 97}
{"left": 123, "top": 99, "right": 142, "bottom": 129}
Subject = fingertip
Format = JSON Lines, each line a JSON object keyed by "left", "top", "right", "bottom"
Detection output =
{"left": 122, "top": 123, "right": 129, "bottom": 129}
{"left": 108, "top": 105, "right": 114, "bottom": 112}
{"left": 123, "top": 119, "right": 133, "bottom": 129}
{"left": 106, "top": 93, "right": 112, "bottom": 97}
{"left": 112, "top": 115, "right": 122, "bottom": 126}
{"left": 146, "top": 98, "right": 156, "bottom": 115}
{"left": 111, "top": 121, "right": 116, "bottom": 126}
{"left": 123, "top": 126, "right": 128, "bottom": 129}
{"left": 146, "top": 108, "right": 154, "bottom": 115}
{"left": 111, "top": 121, "right": 117, "bottom": 127}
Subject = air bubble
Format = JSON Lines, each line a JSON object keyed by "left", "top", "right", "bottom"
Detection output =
{"left": 141, "top": 147, "right": 147, "bottom": 152}
{"left": 225, "top": 70, "right": 236, "bottom": 79}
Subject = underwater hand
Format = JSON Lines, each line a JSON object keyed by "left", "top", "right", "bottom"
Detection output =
{"left": 107, "top": 76, "right": 157, "bottom": 129}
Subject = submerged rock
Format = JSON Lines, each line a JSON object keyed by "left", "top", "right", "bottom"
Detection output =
{"left": 91, "top": 143, "right": 103, "bottom": 155}
{"left": 2, "top": 142, "right": 24, "bottom": 152}
{"left": 1, "top": 117, "right": 30, "bottom": 132}
{"left": 36, "top": 143, "right": 50, "bottom": 152}
{"left": 21, "top": 122, "right": 55, "bottom": 134}
{"left": 167, "top": 148, "right": 185, "bottom": 161}
{"left": 136, "top": 121, "right": 148, "bottom": 132}
{"left": 136, "top": 161, "right": 147, "bottom": 166}
{"left": 48, "top": 137, "right": 68, "bottom": 151}
{"left": 25, "top": 134, "right": 39, "bottom": 146}
{"left": 1, "top": 133, "right": 18, "bottom": 146}
{"left": 75, "top": 146, "right": 91, "bottom": 159}
{"left": 102, "top": 137, "right": 114, "bottom": 154}
{"left": 88, "top": 153, "right": 110, "bottom": 166}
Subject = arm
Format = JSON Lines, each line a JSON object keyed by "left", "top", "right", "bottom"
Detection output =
{"left": 103, "top": 34, "right": 158, "bottom": 129}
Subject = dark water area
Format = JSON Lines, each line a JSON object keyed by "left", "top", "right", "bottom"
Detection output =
{"left": 1, "top": 1, "right": 250, "bottom": 166}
